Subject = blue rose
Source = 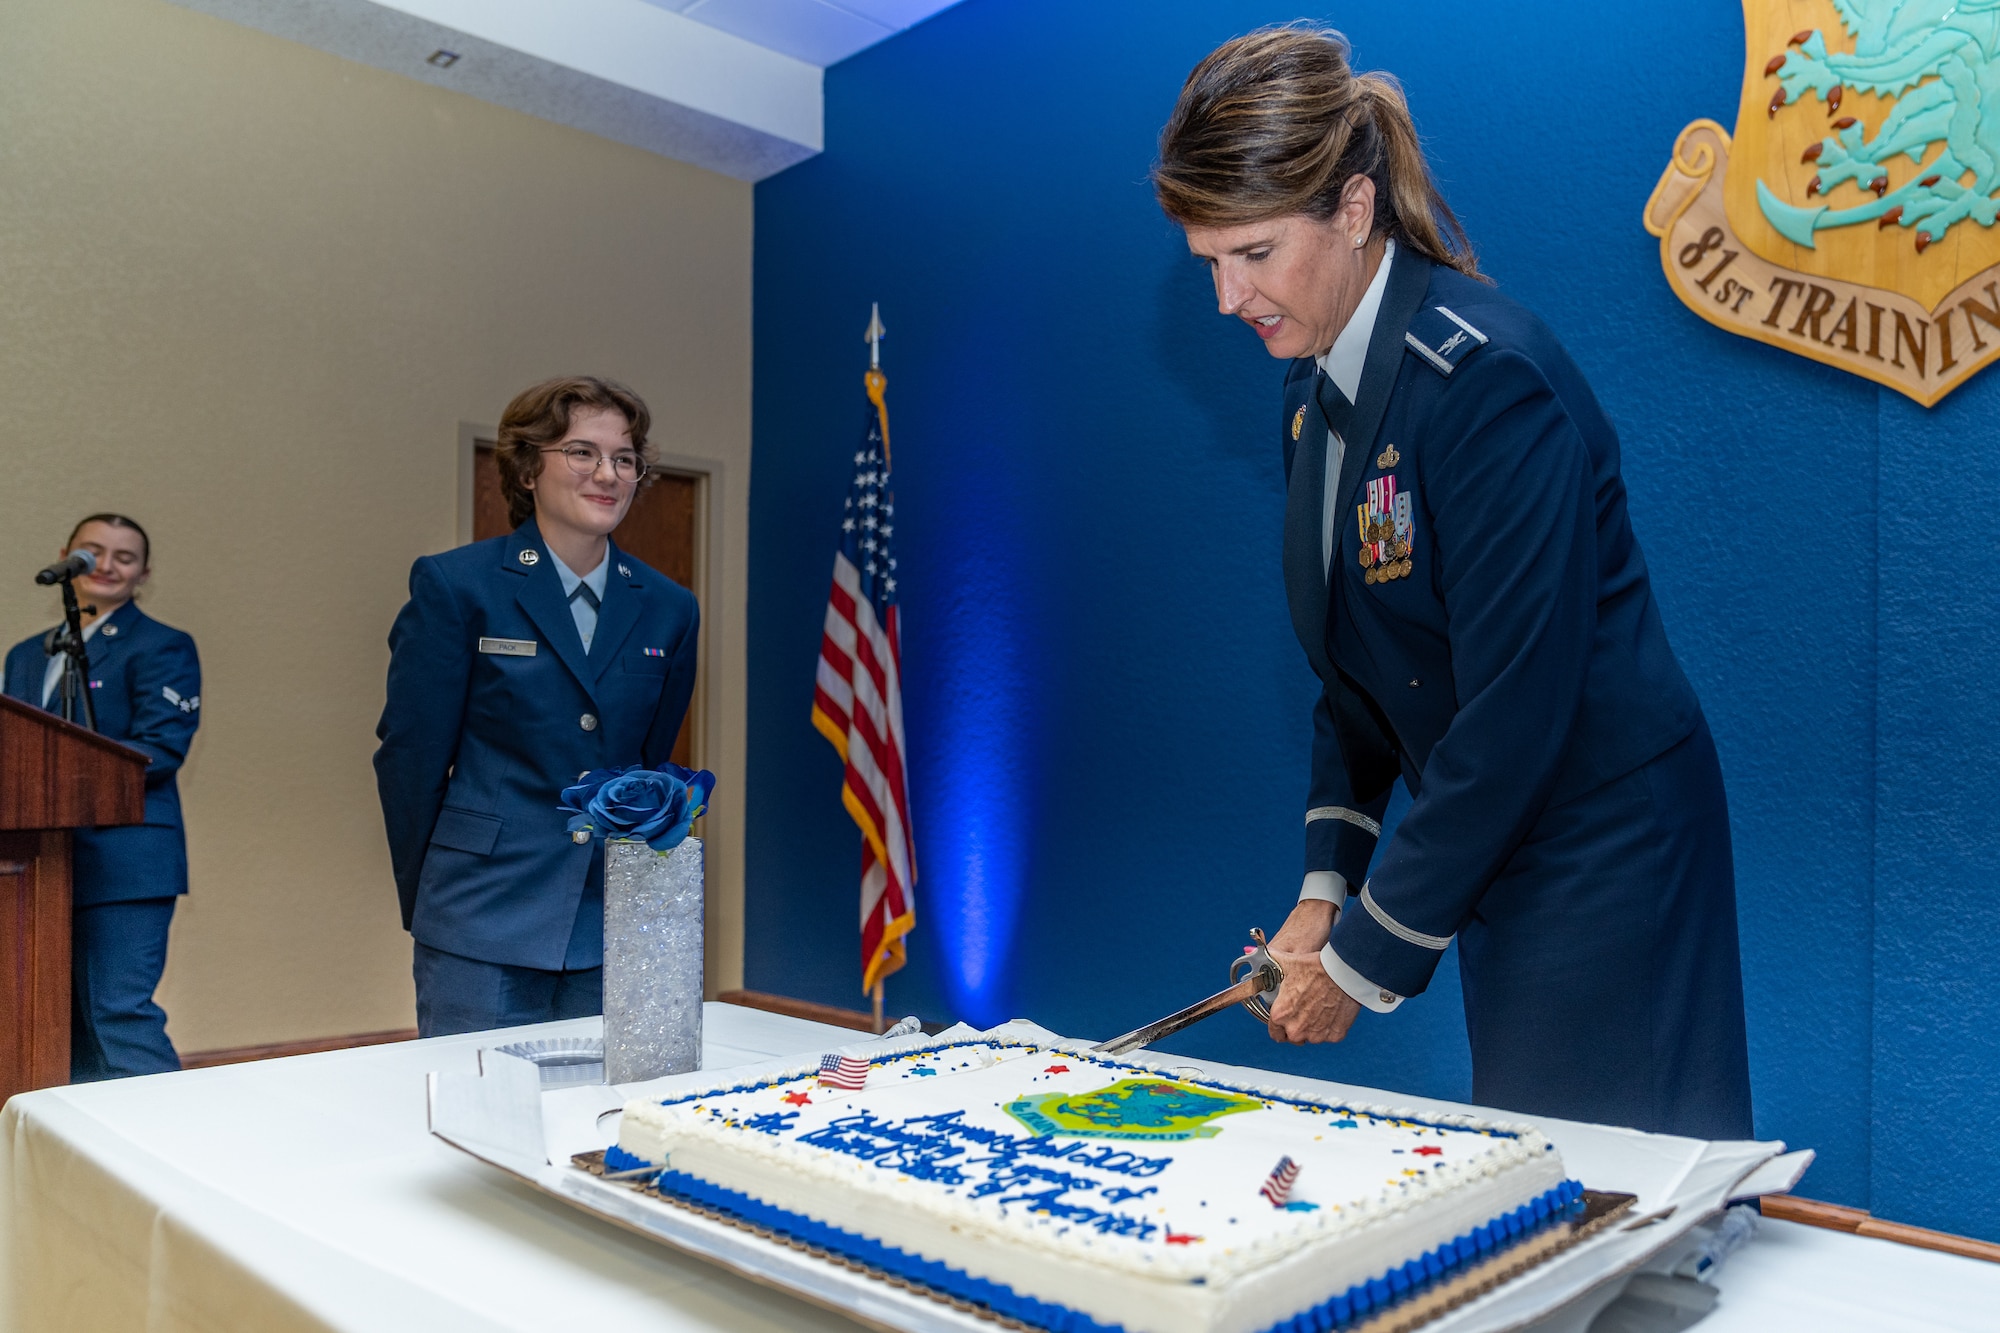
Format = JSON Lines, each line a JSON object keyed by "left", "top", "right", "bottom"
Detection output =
{"left": 560, "top": 763, "right": 715, "bottom": 853}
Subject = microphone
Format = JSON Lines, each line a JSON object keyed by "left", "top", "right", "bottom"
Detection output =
{"left": 35, "top": 550, "right": 97, "bottom": 585}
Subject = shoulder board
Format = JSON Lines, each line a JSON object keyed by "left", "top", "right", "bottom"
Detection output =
{"left": 1402, "top": 304, "right": 1489, "bottom": 377}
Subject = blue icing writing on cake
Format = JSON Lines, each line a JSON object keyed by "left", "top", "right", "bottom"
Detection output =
{"left": 614, "top": 1028, "right": 1578, "bottom": 1333}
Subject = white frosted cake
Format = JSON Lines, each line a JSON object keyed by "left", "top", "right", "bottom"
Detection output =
{"left": 608, "top": 1027, "right": 1578, "bottom": 1333}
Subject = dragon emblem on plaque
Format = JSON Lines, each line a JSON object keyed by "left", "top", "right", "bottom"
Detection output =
{"left": 1645, "top": 1, "right": 2000, "bottom": 404}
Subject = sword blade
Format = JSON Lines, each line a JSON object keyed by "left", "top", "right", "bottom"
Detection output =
{"left": 1092, "top": 971, "right": 1270, "bottom": 1056}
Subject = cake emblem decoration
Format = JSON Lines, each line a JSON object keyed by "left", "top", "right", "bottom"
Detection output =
{"left": 1004, "top": 1078, "right": 1262, "bottom": 1142}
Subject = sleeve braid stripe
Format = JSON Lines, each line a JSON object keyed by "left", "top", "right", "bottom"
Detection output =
{"left": 1359, "top": 883, "right": 1452, "bottom": 951}
{"left": 1304, "top": 805, "right": 1383, "bottom": 837}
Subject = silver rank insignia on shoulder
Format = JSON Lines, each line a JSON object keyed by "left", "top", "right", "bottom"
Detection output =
{"left": 1376, "top": 443, "right": 1400, "bottom": 469}
{"left": 1292, "top": 404, "right": 1307, "bottom": 441}
{"left": 617, "top": 563, "right": 632, "bottom": 578}
{"left": 479, "top": 637, "right": 537, "bottom": 656}
{"left": 1403, "top": 304, "right": 1489, "bottom": 377}
{"left": 518, "top": 549, "right": 540, "bottom": 566}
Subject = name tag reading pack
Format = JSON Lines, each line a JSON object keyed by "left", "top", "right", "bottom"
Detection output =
{"left": 478, "top": 637, "right": 538, "bottom": 657}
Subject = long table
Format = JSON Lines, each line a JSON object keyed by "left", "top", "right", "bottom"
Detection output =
{"left": 2, "top": 1005, "right": 1994, "bottom": 1332}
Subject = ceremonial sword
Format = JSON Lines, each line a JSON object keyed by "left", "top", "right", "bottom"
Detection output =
{"left": 1092, "top": 929, "right": 1284, "bottom": 1056}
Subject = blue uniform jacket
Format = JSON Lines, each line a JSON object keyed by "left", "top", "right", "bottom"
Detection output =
{"left": 373, "top": 520, "right": 699, "bottom": 971}
{"left": 2, "top": 600, "right": 203, "bottom": 904}
{"left": 1281, "top": 249, "right": 1702, "bottom": 999}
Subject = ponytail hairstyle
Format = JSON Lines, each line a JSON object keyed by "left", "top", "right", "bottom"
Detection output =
{"left": 1152, "top": 24, "right": 1482, "bottom": 280}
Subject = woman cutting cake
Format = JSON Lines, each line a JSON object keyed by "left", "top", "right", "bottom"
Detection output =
{"left": 1152, "top": 25, "right": 1752, "bottom": 1138}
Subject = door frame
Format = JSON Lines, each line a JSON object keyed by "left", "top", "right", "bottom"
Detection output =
{"left": 456, "top": 423, "right": 725, "bottom": 774}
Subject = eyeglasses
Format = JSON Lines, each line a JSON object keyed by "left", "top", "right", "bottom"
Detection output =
{"left": 539, "top": 445, "right": 648, "bottom": 483}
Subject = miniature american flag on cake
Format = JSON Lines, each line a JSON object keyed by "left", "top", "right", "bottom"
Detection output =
{"left": 1260, "top": 1155, "right": 1300, "bottom": 1207}
{"left": 817, "top": 1054, "right": 870, "bottom": 1090}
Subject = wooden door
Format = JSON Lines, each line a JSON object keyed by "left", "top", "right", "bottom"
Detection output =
{"left": 472, "top": 444, "right": 698, "bottom": 767}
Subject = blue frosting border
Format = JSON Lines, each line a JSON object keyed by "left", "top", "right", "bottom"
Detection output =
{"left": 601, "top": 1143, "right": 1585, "bottom": 1333}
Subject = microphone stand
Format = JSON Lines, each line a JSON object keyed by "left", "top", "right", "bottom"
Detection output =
{"left": 48, "top": 572, "right": 98, "bottom": 733}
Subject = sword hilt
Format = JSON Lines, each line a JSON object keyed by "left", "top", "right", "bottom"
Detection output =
{"left": 1232, "top": 927, "right": 1284, "bottom": 1022}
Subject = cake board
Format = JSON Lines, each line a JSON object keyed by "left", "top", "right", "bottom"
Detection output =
{"left": 427, "top": 1020, "right": 1810, "bottom": 1333}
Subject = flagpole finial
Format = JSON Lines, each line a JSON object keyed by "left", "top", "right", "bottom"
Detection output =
{"left": 865, "top": 302, "right": 886, "bottom": 370}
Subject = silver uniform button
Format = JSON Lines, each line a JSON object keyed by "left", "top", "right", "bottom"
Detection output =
{"left": 580, "top": 713, "right": 598, "bottom": 731}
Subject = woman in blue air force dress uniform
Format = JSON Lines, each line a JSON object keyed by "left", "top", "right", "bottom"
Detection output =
{"left": 374, "top": 376, "right": 699, "bottom": 1037}
{"left": 1155, "top": 27, "right": 1753, "bottom": 1138}
{"left": 3, "top": 514, "right": 201, "bottom": 1080}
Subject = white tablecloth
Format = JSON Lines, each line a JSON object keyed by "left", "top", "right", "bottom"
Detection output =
{"left": 2, "top": 1005, "right": 1994, "bottom": 1332}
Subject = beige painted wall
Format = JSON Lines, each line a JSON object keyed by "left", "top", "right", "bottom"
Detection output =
{"left": 0, "top": 0, "right": 751, "bottom": 1051}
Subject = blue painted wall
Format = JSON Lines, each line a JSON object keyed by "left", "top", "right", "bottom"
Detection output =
{"left": 748, "top": 0, "right": 2000, "bottom": 1238}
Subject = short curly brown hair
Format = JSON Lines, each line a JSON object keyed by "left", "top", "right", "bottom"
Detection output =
{"left": 494, "top": 376, "right": 654, "bottom": 529}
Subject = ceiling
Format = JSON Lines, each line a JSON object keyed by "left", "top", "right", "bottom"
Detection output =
{"left": 641, "top": 0, "right": 960, "bottom": 68}
{"left": 166, "top": 0, "right": 966, "bottom": 181}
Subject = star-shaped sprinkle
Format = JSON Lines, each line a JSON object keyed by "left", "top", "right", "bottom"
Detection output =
{"left": 784, "top": 1091, "right": 812, "bottom": 1105}
{"left": 1045, "top": 1064, "right": 1070, "bottom": 1074}
{"left": 1413, "top": 1146, "right": 1442, "bottom": 1157}
{"left": 1332, "top": 1119, "right": 1359, "bottom": 1129}
{"left": 912, "top": 1067, "right": 936, "bottom": 1077}
{"left": 1165, "top": 1231, "right": 1202, "bottom": 1245}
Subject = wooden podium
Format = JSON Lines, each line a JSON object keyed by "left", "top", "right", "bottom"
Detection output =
{"left": 0, "top": 693, "right": 147, "bottom": 1103}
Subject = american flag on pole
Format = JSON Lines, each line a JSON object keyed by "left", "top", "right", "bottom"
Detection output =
{"left": 817, "top": 1053, "right": 872, "bottom": 1091}
{"left": 811, "top": 325, "right": 916, "bottom": 1001}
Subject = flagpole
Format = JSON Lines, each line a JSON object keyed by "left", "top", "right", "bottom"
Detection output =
{"left": 872, "top": 980, "right": 885, "bottom": 1035}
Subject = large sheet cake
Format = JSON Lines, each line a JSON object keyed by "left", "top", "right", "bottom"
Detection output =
{"left": 610, "top": 1030, "right": 1579, "bottom": 1333}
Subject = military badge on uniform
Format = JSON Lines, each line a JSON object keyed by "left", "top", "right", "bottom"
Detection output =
{"left": 518, "top": 549, "right": 540, "bottom": 566}
{"left": 618, "top": 563, "right": 632, "bottom": 578}
{"left": 1357, "top": 475, "right": 1415, "bottom": 584}
{"left": 1291, "top": 404, "right": 1306, "bottom": 441}
{"left": 1376, "top": 443, "right": 1400, "bottom": 469}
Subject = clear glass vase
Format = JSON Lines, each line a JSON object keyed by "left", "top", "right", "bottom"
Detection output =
{"left": 602, "top": 836, "right": 703, "bottom": 1083}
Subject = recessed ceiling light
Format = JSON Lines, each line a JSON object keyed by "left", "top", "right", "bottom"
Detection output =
{"left": 427, "top": 49, "right": 461, "bottom": 68}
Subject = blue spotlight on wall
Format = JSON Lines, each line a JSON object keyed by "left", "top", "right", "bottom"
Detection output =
{"left": 919, "top": 538, "right": 1027, "bottom": 1028}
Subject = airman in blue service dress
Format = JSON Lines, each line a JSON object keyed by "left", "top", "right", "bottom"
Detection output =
{"left": 3, "top": 600, "right": 201, "bottom": 1080}
{"left": 373, "top": 518, "right": 698, "bottom": 1036}
{"left": 1282, "top": 244, "right": 1754, "bottom": 1139}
